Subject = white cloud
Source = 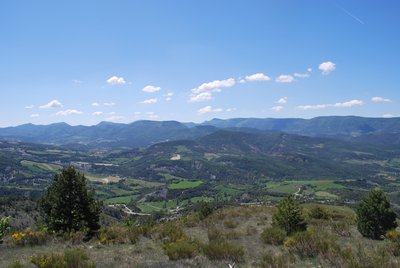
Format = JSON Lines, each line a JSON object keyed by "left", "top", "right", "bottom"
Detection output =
{"left": 371, "top": 97, "right": 391, "bottom": 102}
{"left": 39, "top": 100, "right": 63, "bottom": 109}
{"left": 30, "top": 114, "right": 39, "bottom": 118}
{"left": 297, "top": 99, "right": 364, "bottom": 110}
{"left": 105, "top": 115, "right": 126, "bottom": 122}
{"left": 319, "top": 61, "right": 336, "bottom": 75}
{"left": 383, "top": 114, "right": 399, "bottom": 118}
{"left": 245, "top": 73, "right": 271, "bottom": 82}
{"left": 106, "top": 76, "right": 126, "bottom": 85}
{"left": 226, "top": 108, "right": 237, "bottom": 112}
{"left": 333, "top": 99, "right": 363, "bottom": 107}
{"left": 91, "top": 102, "right": 100, "bottom": 106}
{"left": 141, "top": 98, "right": 158, "bottom": 104}
{"left": 143, "top": 85, "right": 161, "bottom": 93}
{"left": 164, "top": 92, "right": 174, "bottom": 101}
{"left": 25, "top": 105, "right": 34, "bottom": 109}
{"left": 272, "top": 106, "right": 284, "bottom": 112}
{"left": 307, "top": 68, "right": 312, "bottom": 72}
{"left": 297, "top": 104, "right": 330, "bottom": 110}
{"left": 56, "top": 109, "right": 83, "bottom": 116}
{"left": 239, "top": 79, "right": 246, "bottom": 84}
{"left": 197, "top": 106, "right": 223, "bottom": 114}
{"left": 190, "top": 78, "right": 235, "bottom": 102}
{"left": 275, "top": 97, "right": 288, "bottom": 104}
{"left": 189, "top": 92, "right": 212, "bottom": 102}
{"left": 72, "top": 79, "right": 82, "bottom": 84}
{"left": 92, "top": 111, "right": 103, "bottom": 116}
{"left": 109, "top": 111, "right": 116, "bottom": 115}
{"left": 276, "top": 75, "right": 294, "bottom": 83}
{"left": 294, "top": 72, "right": 310, "bottom": 78}
{"left": 103, "top": 102, "right": 115, "bottom": 106}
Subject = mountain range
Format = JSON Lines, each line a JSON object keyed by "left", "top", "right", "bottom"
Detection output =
{"left": 1, "top": 116, "right": 400, "bottom": 149}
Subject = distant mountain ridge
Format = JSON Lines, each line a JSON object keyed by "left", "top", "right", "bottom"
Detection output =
{"left": 0, "top": 116, "right": 399, "bottom": 148}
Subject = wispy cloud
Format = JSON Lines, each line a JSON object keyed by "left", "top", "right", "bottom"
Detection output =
{"left": 30, "top": 114, "right": 40, "bottom": 118}
{"left": 190, "top": 78, "right": 235, "bottom": 102}
{"left": 39, "top": 100, "right": 63, "bottom": 109}
{"left": 383, "top": 114, "right": 399, "bottom": 118}
{"left": 276, "top": 75, "right": 294, "bottom": 83}
{"left": 25, "top": 105, "right": 34, "bottom": 109}
{"left": 103, "top": 102, "right": 115, "bottom": 106}
{"left": 56, "top": 109, "right": 83, "bottom": 116}
{"left": 143, "top": 85, "right": 161, "bottom": 93}
{"left": 92, "top": 111, "right": 103, "bottom": 116}
{"left": 319, "top": 61, "right": 336, "bottom": 75}
{"left": 105, "top": 115, "right": 126, "bottom": 122}
{"left": 141, "top": 98, "right": 158, "bottom": 104}
{"left": 272, "top": 106, "right": 284, "bottom": 112}
{"left": 298, "top": 99, "right": 363, "bottom": 110}
{"left": 92, "top": 102, "right": 100, "bottom": 106}
{"left": 106, "top": 76, "right": 126, "bottom": 85}
{"left": 275, "top": 97, "right": 288, "bottom": 104}
{"left": 371, "top": 97, "right": 391, "bottom": 103}
{"left": 197, "top": 106, "right": 223, "bottom": 114}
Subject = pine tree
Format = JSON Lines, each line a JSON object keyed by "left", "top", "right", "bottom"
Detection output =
{"left": 39, "top": 167, "right": 102, "bottom": 236}
{"left": 272, "top": 196, "right": 307, "bottom": 235}
{"left": 356, "top": 188, "right": 397, "bottom": 239}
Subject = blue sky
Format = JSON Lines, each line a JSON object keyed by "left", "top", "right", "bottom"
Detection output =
{"left": 0, "top": 0, "right": 399, "bottom": 126}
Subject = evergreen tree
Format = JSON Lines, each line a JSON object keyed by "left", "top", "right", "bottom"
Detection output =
{"left": 272, "top": 196, "right": 306, "bottom": 235}
{"left": 39, "top": 167, "right": 102, "bottom": 236}
{"left": 356, "top": 188, "right": 397, "bottom": 239}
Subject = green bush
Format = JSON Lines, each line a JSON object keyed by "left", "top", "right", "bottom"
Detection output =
{"left": 260, "top": 253, "right": 295, "bottom": 268}
{"left": 308, "top": 205, "right": 329, "bottom": 220}
{"left": 199, "top": 202, "right": 213, "bottom": 220}
{"left": 0, "top": 216, "right": 11, "bottom": 244}
{"left": 202, "top": 239, "right": 244, "bottom": 262}
{"left": 273, "top": 196, "right": 306, "bottom": 235}
{"left": 356, "top": 188, "right": 397, "bottom": 240}
{"left": 261, "top": 227, "right": 286, "bottom": 245}
{"left": 164, "top": 240, "right": 199, "bottom": 260}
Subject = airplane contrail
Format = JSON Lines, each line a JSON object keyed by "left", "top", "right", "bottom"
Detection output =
{"left": 332, "top": 1, "right": 365, "bottom": 25}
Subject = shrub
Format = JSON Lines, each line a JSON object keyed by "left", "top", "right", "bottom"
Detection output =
{"left": 261, "top": 227, "right": 286, "bottom": 245}
{"left": 30, "top": 249, "right": 95, "bottom": 268}
{"left": 223, "top": 219, "right": 238, "bottom": 229}
{"left": 260, "top": 253, "right": 296, "bottom": 268}
{"left": 273, "top": 196, "right": 306, "bottom": 235}
{"left": 207, "top": 226, "right": 223, "bottom": 241}
{"left": 385, "top": 229, "right": 400, "bottom": 242}
{"left": 202, "top": 239, "right": 244, "bottom": 262}
{"left": 0, "top": 216, "right": 11, "bottom": 244}
{"left": 6, "top": 260, "right": 25, "bottom": 268}
{"left": 11, "top": 228, "right": 49, "bottom": 246}
{"left": 163, "top": 240, "right": 200, "bottom": 260}
{"left": 330, "top": 221, "right": 351, "bottom": 237}
{"left": 308, "top": 205, "right": 329, "bottom": 220}
{"left": 356, "top": 188, "right": 397, "bottom": 240}
{"left": 98, "top": 225, "right": 139, "bottom": 245}
{"left": 199, "top": 202, "right": 213, "bottom": 220}
{"left": 284, "top": 229, "right": 337, "bottom": 258}
{"left": 157, "top": 221, "right": 187, "bottom": 244}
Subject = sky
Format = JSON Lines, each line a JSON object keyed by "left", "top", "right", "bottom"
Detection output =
{"left": 0, "top": 0, "right": 399, "bottom": 127}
